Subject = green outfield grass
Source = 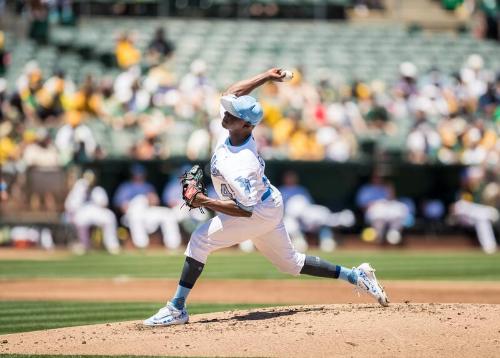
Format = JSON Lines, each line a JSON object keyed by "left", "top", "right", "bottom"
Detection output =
{"left": 0, "top": 250, "right": 499, "bottom": 281}
{"left": 0, "top": 354, "right": 196, "bottom": 358}
{"left": 0, "top": 356, "right": 201, "bottom": 358}
{"left": 0, "top": 356, "right": 189, "bottom": 358}
{"left": 0, "top": 356, "right": 197, "bottom": 358}
{"left": 0, "top": 301, "right": 273, "bottom": 335}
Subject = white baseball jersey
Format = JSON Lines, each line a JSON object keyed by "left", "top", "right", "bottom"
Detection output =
{"left": 210, "top": 135, "right": 272, "bottom": 212}
{"left": 185, "top": 102, "right": 306, "bottom": 275}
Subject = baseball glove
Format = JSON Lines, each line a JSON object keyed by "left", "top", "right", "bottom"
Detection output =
{"left": 180, "top": 164, "right": 207, "bottom": 211}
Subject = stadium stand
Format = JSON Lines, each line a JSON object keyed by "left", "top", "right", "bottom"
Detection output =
{"left": 0, "top": 0, "right": 498, "bottom": 250}
{"left": 6, "top": 20, "right": 497, "bottom": 88}
{"left": 1, "top": 19, "right": 498, "bottom": 172}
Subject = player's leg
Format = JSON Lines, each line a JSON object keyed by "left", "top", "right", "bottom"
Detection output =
{"left": 301, "top": 204, "right": 354, "bottom": 229}
{"left": 73, "top": 207, "right": 93, "bottom": 252}
{"left": 75, "top": 226, "right": 90, "bottom": 251}
{"left": 384, "top": 201, "right": 408, "bottom": 245}
{"left": 142, "top": 254, "right": 203, "bottom": 326}
{"left": 365, "top": 202, "right": 388, "bottom": 243}
{"left": 474, "top": 219, "right": 497, "bottom": 254}
{"left": 175, "top": 213, "right": 273, "bottom": 305}
{"left": 146, "top": 206, "right": 182, "bottom": 250}
{"left": 252, "top": 221, "right": 353, "bottom": 281}
{"left": 318, "top": 227, "right": 336, "bottom": 252}
{"left": 124, "top": 196, "right": 151, "bottom": 248}
{"left": 283, "top": 215, "right": 308, "bottom": 252}
{"left": 144, "top": 213, "right": 273, "bottom": 326}
{"left": 95, "top": 207, "right": 121, "bottom": 254}
{"left": 253, "top": 221, "right": 389, "bottom": 306}
{"left": 75, "top": 205, "right": 120, "bottom": 254}
{"left": 327, "top": 209, "right": 356, "bottom": 228}
{"left": 465, "top": 202, "right": 499, "bottom": 254}
{"left": 126, "top": 209, "right": 150, "bottom": 248}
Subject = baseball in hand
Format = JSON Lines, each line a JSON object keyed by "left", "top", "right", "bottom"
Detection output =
{"left": 282, "top": 70, "right": 294, "bottom": 82}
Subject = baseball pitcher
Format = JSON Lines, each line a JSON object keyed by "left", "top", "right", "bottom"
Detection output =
{"left": 143, "top": 68, "right": 389, "bottom": 326}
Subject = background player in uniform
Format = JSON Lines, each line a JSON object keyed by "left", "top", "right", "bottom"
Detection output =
{"left": 280, "top": 170, "right": 355, "bottom": 252}
{"left": 113, "top": 164, "right": 182, "bottom": 250}
{"left": 65, "top": 170, "right": 120, "bottom": 254}
{"left": 143, "top": 68, "right": 389, "bottom": 326}
{"left": 451, "top": 166, "right": 498, "bottom": 254}
{"left": 356, "top": 170, "right": 409, "bottom": 245}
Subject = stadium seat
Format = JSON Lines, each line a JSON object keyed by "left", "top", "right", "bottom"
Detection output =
{"left": 5, "top": 19, "right": 499, "bottom": 89}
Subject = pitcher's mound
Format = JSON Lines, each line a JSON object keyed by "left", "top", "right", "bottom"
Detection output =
{"left": 1, "top": 304, "right": 499, "bottom": 357}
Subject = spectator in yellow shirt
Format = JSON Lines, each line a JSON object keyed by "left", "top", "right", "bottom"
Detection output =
{"left": 289, "top": 126, "right": 324, "bottom": 161}
{"left": 115, "top": 32, "right": 141, "bottom": 70}
{"left": 72, "top": 75, "right": 101, "bottom": 116}
{"left": 0, "top": 122, "right": 18, "bottom": 166}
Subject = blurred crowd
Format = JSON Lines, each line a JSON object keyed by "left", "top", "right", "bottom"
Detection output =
{"left": 0, "top": 23, "right": 499, "bottom": 254}
{"left": 0, "top": 31, "right": 499, "bottom": 168}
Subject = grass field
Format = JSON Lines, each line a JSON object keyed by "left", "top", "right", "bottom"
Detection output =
{"left": 0, "top": 356, "right": 196, "bottom": 358}
{"left": 1, "top": 249, "right": 500, "bottom": 352}
{"left": 0, "top": 356, "right": 180, "bottom": 358}
{"left": 0, "top": 301, "right": 273, "bottom": 335}
{"left": 0, "top": 356, "right": 179, "bottom": 358}
{"left": 0, "top": 250, "right": 499, "bottom": 281}
{"left": 0, "top": 356, "right": 188, "bottom": 358}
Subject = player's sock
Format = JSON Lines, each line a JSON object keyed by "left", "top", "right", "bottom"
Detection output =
{"left": 300, "top": 255, "right": 357, "bottom": 284}
{"left": 171, "top": 256, "right": 205, "bottom": 310}
{"left": 171, "top": 285, "right": 190, "bottom": 310}
{"left": 338, "top": 266, "right": 358, "bottom": 285}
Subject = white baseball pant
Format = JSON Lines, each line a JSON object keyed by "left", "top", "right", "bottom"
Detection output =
{"left": 365, "top": 199, "right": 408, "bottom": 235}
{"left": 185, "top": 192, "right": 306, "bottom": 275}
{"left": 454, "top": 200, "right": 498, "bottom": 254}
{"left": 125, "top": 195, "right": 182, "bottom": 249}
{"left": 73, "top": 204, "right": 120, "bottom": 252}
{"left": 285, "top": 195, "right": 355, "bottom": 230}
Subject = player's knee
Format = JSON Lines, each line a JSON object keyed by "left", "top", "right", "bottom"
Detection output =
{"left": 185, "top": 228, "right": 209, "bottom": 264}
{"left": 277, "top": 263, "right": 301, "bottom": 276}
{"left": 185, "top": 242, "right": 208, "bottom": 264}
{"left": 276, "top": 251, "right": 305, "bottom": 276}
{"left": 102, "top": 209, "right": 117, "bottom": 223}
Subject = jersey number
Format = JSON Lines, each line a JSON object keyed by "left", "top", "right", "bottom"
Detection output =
{"left": 221, "top": 184, "right": 233, "bottom": 198}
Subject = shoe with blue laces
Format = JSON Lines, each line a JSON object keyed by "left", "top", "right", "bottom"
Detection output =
{"left": 143, "top": 301, "right": 189, "bottom": 326}
{"left": 354, "top": 263, "right": 389, "bottom": 307}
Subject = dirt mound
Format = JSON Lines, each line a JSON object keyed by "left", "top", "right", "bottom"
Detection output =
{"left": 1, "top": 304, "right": 499, "bottom": 357}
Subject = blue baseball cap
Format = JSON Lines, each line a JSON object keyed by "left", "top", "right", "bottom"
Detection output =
{"left": 220, "top": 94, "right": 263, "bottom": 126}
